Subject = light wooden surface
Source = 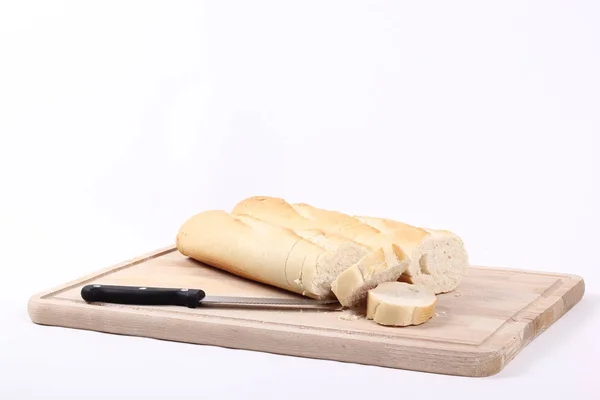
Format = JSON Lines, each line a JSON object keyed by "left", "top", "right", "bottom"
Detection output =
{"left": 27, "top": 245, "right": 585, "bottom": 377}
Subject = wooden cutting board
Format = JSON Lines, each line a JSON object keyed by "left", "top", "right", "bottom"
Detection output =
{"left": 28, "top": 245, "right": 584, "bottom": 377}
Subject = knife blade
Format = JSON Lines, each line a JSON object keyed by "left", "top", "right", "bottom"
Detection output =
{"left": 80, "top": 284, "right": 341, "bottom": 310}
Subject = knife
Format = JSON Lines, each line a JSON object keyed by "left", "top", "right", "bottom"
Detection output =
{"left": 80, "top": 284, "right": 341, "bottom": 310}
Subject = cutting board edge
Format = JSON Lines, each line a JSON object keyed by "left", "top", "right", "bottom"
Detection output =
{"left": 26, "top": 274, "right": 584, "bottom": 377}
{"left": 21, "top": 297, "right": 514, "bottom": 377}
{"left": 478, "top": 273, "right": 584, "bottom": 375}
{"left": 26, "top": 245, "right": 586, "bottom": 377}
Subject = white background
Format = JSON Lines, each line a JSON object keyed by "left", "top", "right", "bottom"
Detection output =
{"left": 1, "top": 0, "right": 599, "bottom": 398}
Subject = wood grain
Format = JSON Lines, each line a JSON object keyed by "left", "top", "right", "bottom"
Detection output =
{"left": 27, "top": 245, "right": 585, "bottom": 377}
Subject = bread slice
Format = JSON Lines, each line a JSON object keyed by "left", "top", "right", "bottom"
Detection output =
{"left": 355, "top": 216, "right": 469, "bottom": 294}
{"left": 366, "top": 282, "right": 436, "bottom": 326}
{"left": 176, "top": 210, "right": 368, "bottom": 299}
{"left": 331, "top": 244, "right": 409, "bottom": 307}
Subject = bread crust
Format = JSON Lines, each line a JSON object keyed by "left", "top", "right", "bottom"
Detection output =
{"left": 176, "top": 210, "right": 344, "bottom": 299}
{"left": 232, "top": 196, "right": 386, "bottom": 250}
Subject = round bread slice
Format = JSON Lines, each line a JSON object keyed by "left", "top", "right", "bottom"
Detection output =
{"left": 366, "top": 282, "right": 436, "bottom": 326}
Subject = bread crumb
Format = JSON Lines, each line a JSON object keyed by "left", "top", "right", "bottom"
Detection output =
{"left": 340, "top": 313, "right": 360, "bottom": 321}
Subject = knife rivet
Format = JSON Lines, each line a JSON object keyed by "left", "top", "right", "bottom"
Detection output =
{"left": 139, "top": 287, "right": 147, "bottom": 290}
{"left": 181, "top": 288, "right": 189, "bottom": 292}
{"left": 93, "top": 285, "right": 101, "bottom": 288}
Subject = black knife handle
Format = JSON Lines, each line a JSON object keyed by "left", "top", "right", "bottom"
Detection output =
{"left": 80, "top": 284, "right": 206, "bottom": 308}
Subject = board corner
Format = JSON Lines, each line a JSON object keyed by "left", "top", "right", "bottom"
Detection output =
{"left": 27, "top": 292, "right": 51, "bottom": 325}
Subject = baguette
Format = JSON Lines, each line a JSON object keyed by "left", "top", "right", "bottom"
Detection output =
{"left": 232, "top": 196, "right": 468, "bottom": 294}
{"left": 176, "top": 210, "right": 369, "bottom": 299}
{"left": 366, "top": 282, "right": 436, "bottom": 326}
